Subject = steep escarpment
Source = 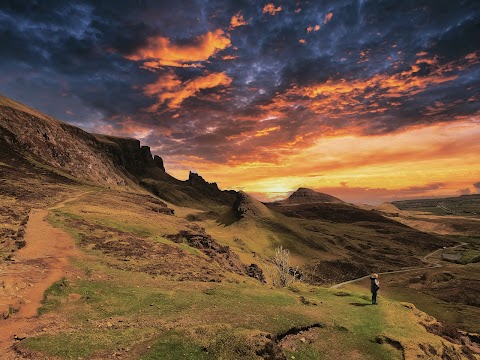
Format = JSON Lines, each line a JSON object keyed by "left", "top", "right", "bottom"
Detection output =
{"left": 93, "top": 134, "right": 165, "bottom": 175}
{"left": 0, "top": 95, "right": 235, "bottom": 210}
{"left": 0, "top": 96, "right": 169, "bottom": 188}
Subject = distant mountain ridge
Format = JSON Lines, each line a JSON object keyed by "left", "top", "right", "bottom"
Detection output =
{"left": 279, "top": 187, "right": 345, "bottom": 205}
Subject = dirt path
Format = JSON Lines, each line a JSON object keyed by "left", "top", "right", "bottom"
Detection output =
{"left": 330, "top": 242, "right": 468, "bottom": 289}
{"left": 0, "top": 192, "right": 88, "bottom": 356}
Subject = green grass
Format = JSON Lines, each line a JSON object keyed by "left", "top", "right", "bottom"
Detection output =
{"left": 23, "top": 328, "right": 153, "bottom": 359}
{"left": 38, "top": 277, "right": 69, "bottom": 315}
{"left": 284, "top": 347, "right": 322, "bottom": 360}
{"left": 23, "top": 257, "right": 440, "bottom": 360}
{"left": 141, "top": 331, "right": 210, "bottom": 360}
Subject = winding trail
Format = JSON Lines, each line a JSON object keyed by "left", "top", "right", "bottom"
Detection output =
{"left": 0, "top": 192, "right": 89, "bottom": 356}
{"left": 330, "top": 242, "right": 468, "bottom": 289}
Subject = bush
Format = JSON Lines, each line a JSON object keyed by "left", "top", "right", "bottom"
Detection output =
{"left": 269, "top": 246, "right": 299, "bottom": 288}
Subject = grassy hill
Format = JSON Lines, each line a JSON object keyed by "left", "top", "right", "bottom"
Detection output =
{"left": 12, "top": 187, "right": 478, "bottom": 359}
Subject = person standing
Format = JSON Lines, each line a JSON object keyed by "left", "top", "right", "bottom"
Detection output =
{"left": 370, "top": 273, "right": 380, "bottom": 305}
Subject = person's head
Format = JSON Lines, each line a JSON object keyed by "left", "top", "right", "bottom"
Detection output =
{"left": 372, "top": 273, "right": 378, "bottom": 279}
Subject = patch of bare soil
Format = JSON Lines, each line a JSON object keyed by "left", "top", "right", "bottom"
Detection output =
{"left": 0, "top": 200, "right": 83, "bottom": 356}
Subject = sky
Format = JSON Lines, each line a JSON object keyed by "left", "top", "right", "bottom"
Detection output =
{"left": 1, "top": 0, "right": 479, "bottom": 204}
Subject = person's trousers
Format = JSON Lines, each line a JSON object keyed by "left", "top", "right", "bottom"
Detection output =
{"left": 372, "top": 291, "right": 378, "bottom": 304}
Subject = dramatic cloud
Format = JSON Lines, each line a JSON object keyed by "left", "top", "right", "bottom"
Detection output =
{"left": 126, "top": 29, "right": 231, "bottom": 68}
{"left": 230, "top": 12, "right": 247, "bottom": 29}
{"left": 144, "top": 72, "right": 232, "bottom": 110}
{"left": 263, "top": 3, "right": 282, "bottom": 15}
{"left": 1, "top": 0, "right": 479, "bottom": 203}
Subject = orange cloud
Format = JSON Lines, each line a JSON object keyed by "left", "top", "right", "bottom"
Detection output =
{"left": 263, "top": 3, "right": 282, "bottom": 15}
{"left": 314, "top": 25, "right": 320, "bottom": 31}
{"left": 126, "top": 29, "right": 231, "bottom": 68}
{"left": 96, "top": 119, "right": 160, "bottom": 140}
{"left": 299, "top": 39, "right": 306, "bottom": 44}
{"left": 230, "top": 12, "right": 247, "bottom": 28}
{"left": 262, "top": 54, "right": 476, "bottom": 120}
{"left": 222, "top": 55, "right": 239, "bottom": 60}
{"left": 465, "top": 52, "right": 477, "bottom": 60}
{"left": 144, "top": 71, "right": 232, "bottom": 111}
{"left": 324, "top": 12, "right": 333, "bottom": 24}
{"left": 253, "top": 126, "right": 280, "bottom": 137}
{"left": 307, "top": 26, "right": 313, "bottom": 33}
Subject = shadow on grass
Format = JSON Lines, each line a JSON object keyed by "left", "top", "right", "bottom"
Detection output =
{"left": 349, "top": 302, "right": 372, "bottom": 307}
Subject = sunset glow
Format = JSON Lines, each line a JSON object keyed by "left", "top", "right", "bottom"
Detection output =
{"left": 1, "top": 1, "right": 479, "bottom": 204}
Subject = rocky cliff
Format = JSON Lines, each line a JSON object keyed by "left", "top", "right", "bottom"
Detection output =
{"left": 0, "top": 95, "right": 236, "bottom": 210}
{"left": 0, "top": 95, "right": 165, "bottom": 187}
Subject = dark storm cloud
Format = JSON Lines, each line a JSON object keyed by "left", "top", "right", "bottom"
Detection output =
{"left": 0, "top": 0, "right": 479, "bottom": 163}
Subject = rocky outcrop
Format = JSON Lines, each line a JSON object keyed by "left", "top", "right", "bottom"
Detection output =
{"left": 233, "top": 191, "right": 274, "bottom": 220}
{"left": 0, "top": 105, "right": 127, "bottom": 186}
{"left": 166, "top": 229, "right": 265, "bottom": 282}
{"left": 94, "top": 134, "right": 165, "bottom": 175}
{"left": 187, "top": 172, "right": 220, "bottom": 191}
{"left": 153, "top": 155, "right": 165, "bottom": 171}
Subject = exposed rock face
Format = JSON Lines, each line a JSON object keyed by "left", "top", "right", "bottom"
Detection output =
{"left": 0, "top": 105, "right": 127, "bottom": 186}
{"left": 187, "top": 172, "right": 220, "bottom": 191}
{"left": 94, "top": 134, "right": 166, "bottom": 175}
{"left": 153, "top": 155, "right": 165, "bottom": 172}
{"left": 280, "top": 188, "right": 344, "bottom": 205}
{"left": 246, "top": 263, "right": 266, "bottom": 283}
{"left": 0, "top": 95, "right": 165, "bottom": 187}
